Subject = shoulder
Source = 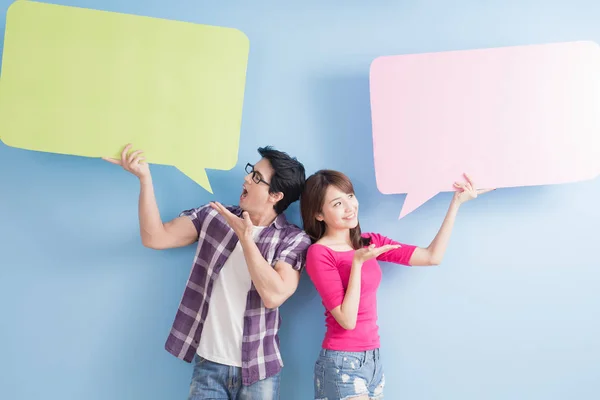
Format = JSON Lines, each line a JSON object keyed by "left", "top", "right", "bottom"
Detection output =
{"left": 275, "top": 215, "right": 311, "bottom": 244}
{"left": 307, "top": 243, "right": 338, "bottom": 262}
{"left": 361, "top": 232, "right": 385, "bottom": 245}
{"left": 286, "top": 227, "right": 310, "bottom": 243}
{"left": 305, "top": 244, "right": 342, "bottom": 276}
{"left": 181, "top": 204, "right": 238, "bottom": 231}
{"left": 203, "top": 204, "right": 241, "bottom": 218}
{"left": 179, "top": 204, "right": 214, "bottom": 223}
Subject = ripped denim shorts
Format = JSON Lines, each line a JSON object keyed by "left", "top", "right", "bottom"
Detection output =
{"left": 313, "top": 348, "right": 385, "bottom": 400}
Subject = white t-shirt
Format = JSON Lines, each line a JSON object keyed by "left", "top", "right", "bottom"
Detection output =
{"left": 197, "top": 226, "right": 265, "bottom": 367}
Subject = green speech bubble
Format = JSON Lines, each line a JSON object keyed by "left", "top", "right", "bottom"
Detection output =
{"left": 0, "top": 1, "right": 250, "bottom": 192}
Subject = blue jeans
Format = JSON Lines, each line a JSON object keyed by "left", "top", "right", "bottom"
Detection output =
{"left": 314, "top": 348, "right": 385, "bottom": 400}
{"left": 188, "top": 354, "right": 280, "bottom": 400}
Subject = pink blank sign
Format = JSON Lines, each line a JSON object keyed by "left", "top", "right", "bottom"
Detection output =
{"left": 370, "top": 41, "right": 600, "bottom": 218}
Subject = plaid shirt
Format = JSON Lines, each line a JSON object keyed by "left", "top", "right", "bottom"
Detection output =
{"left": 164, "top": 204, "right": 311, "bottom": 386}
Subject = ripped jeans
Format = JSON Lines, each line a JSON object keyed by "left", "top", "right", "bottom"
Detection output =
{"left": 313, "top": 348, "right": 384, "bottom": 400}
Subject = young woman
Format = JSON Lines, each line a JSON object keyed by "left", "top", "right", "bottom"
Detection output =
{"left": 300, "top": 170, "right": 491, "bottom": 400}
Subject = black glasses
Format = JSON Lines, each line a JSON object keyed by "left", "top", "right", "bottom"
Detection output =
{"left": 245, "top": 163, "right": 271, "bottom": 186}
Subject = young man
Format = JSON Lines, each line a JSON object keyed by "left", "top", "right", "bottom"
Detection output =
{"left": 104, "top": 144, "right": 311, "bottom": 399}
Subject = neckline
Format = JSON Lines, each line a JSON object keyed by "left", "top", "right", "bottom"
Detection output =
{"left": 312, "top": 242, "right": 356, "bottom": 253}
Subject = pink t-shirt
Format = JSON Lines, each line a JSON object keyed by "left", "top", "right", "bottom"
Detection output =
{"left": 305, "top": 232, "right": 417, "bottom": 351}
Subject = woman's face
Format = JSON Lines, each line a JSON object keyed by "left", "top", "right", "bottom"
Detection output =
{"left": 317, "top": 185, "right": 359, "bottom": 231}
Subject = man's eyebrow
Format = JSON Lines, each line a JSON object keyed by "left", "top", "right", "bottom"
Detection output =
{"left": 253, "top": 168, "right": 266, "bottom": 178}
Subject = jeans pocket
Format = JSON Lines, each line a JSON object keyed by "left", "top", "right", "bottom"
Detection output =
{"left": 336, "top": 352, "right": 364, "bottom": 372}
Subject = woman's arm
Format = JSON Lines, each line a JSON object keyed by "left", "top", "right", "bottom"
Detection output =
{"left": 410, "top": 174, "right": 493, "bottom": 266}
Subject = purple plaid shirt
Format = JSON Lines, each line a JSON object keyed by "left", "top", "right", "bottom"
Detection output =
{"left": 164, "top": 204, "right": 311, "bottom": 386}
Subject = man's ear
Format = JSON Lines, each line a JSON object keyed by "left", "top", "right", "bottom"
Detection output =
{"left": 269, "top": 191, "right": 284, "bottom": 204}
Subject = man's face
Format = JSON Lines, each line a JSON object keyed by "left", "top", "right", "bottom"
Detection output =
{"left": 240, "top": 158, "right": 278, "bottom": 214}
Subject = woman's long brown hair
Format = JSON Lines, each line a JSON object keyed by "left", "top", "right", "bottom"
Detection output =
{"left": 300, "top": 170, "right": 370, "bottom": 250}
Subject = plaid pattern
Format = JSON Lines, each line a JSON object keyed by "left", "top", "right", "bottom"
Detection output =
{"left": 164, "top": 204, "right": 311, "bottom": 386}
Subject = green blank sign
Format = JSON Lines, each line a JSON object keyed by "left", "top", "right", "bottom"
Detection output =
{"left": 0, "top": 1, "right": 250, "bottom": 191}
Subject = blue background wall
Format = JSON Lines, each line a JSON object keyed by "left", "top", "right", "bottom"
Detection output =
{"left": 1, "top": 1, "right": 599, "bottom": 399}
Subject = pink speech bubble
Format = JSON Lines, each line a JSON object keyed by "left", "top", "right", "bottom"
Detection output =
{"left": 370, "top": 41, "right": 600, "bottom": 218}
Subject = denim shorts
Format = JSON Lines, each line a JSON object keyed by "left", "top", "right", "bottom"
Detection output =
{"left": 313, "top": 348, "right": 385, "bottom": 400}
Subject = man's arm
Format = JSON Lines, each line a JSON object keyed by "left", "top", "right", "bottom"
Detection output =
{"left": 104, "top": 144, "right": 198, "bottom": 250}
{"left": 240, "top": 239, "right": 302, "bottom": 309}
{"left": 138, "top": 176, "right": 198, "bottom": 250}
{"left": 207, "top": 202, "right": 309, "bottom": 309}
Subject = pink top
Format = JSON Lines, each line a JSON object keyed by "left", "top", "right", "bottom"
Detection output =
{"left": 305, "top": 232, "right": 417, "bottom": 351}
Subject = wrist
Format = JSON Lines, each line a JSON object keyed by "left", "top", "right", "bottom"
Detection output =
{"left": 139, "top": 175, "right": 152, "bottom": 185}
{"left": 450, "top": 197, "right": 462, "bottom": 209}
{"left": 239, "top": 235, "right": 255, "bottom": 247}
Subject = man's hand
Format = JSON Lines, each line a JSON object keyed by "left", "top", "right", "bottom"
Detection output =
{"left": 102, "top": 143, "right": 150, "bottom": 181}
{"left": 210, "top": 202, "right": 254, "bottom": 241}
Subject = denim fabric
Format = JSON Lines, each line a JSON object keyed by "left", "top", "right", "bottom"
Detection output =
{"left": 188, "top": 354, "right": 280, "bottom": 400}
{"left": 314, "top": 349, "right": 385, "bottom": 400}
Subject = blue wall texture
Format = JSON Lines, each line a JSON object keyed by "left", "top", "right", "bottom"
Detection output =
{"left": 1, "top": 1, "right": 599, "bottom": 399}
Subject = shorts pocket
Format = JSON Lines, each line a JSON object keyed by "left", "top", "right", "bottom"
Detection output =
{"left": 335, "top": 352, "right": 364, "bottom": 372}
